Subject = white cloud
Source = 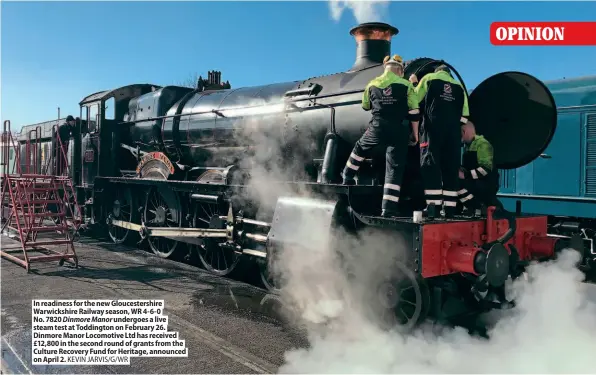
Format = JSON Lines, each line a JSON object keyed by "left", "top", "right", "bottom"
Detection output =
{"left": 328, "top": 0, "right": 391, "bottom": 24}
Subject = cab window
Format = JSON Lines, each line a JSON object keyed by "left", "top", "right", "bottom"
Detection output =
{"left": 105, "top": 97, "right": 115, "bottom": 120}
{"left": 89, "top": 104, "right": 99, "bottom": 133}
{"left": 80, "top": 106, "right": 89, "bottom": 133}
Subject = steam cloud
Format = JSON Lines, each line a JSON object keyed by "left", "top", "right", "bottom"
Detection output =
{"left": 224, "top": 95, "right": 596, "bottom": 374}
{"left": 328, "top": 0, "right": 390, "bottom": 24}
{"left": 278, "top": 249, "right": 596, "bottom": 373}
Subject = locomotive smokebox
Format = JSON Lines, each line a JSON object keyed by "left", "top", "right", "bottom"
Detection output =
{"left": 349, "top": 22, "right": 399, "bottom": 72}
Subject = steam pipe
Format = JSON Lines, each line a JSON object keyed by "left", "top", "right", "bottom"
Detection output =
{"left": 241, "top": 218, "right": 271, "bottom": 227}
{"left": 245, "top": 232, "right": 268, "bottom": 243}
{"left": 304, "top": 97, "right": 339, "bottom": 184}
{"left": 217, "top": 216, "right": 271, "bottom": 228}
{"left": 483, "top": 206, "right": 517, "bottom": 249}
{"left": 320, "top": 133, "right": 338, "bottom": 184}
{"left": 309, "top": 99, "right": 337, "bottom": 134}
{"left": 190, "top": 193, "right": 219, "bottom": 204}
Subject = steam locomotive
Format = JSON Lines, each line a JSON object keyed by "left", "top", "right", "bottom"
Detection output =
{"left": 4, "top": 22, "right": 585, "bottom": 328}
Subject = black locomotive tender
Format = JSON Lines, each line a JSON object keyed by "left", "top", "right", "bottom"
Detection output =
{"left": 33, "top": 22, "right": 562, "bottom": 327}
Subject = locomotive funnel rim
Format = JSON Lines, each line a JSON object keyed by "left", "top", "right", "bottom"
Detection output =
{"left": 349, "top": 22, "right": 399, "bottom": 37}
{"left": 469, "top": 71, "right": 558, "bottom": 170}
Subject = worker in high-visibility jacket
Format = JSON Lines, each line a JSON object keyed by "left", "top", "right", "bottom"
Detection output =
{"left": 342, "top": 54, "right": 421, "bottom": 217}
{"left": 459, "top": 120, "right": 501, "bottom": 210}
{"left": 410, "top": 65, "right": 469, "bottom": 218}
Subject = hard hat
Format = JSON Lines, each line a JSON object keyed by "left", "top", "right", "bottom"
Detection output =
{"left": 383, "top": 54, "right": 404, "bottom": 67}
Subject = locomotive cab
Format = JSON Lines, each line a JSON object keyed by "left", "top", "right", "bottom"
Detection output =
{"left": 77, "top": 84, "right": 159, "bottom": 222}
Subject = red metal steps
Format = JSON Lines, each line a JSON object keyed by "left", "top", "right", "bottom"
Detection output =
{"left": 1, "top": 120, "right": 80, "bottom": 272}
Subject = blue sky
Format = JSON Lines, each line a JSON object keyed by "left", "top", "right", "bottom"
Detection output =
{"left": 2, "top": 1, "right": 595, "bottom": 130}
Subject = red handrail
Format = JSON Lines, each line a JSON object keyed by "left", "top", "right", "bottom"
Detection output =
{"left": 51, "top": 124, "right": 71, "bottom": 176}
{"left": 2, "top": 120, "right": 22, "bottom": 176}
{"left": 26, "top": 126, "right": 41, "bottom": 174}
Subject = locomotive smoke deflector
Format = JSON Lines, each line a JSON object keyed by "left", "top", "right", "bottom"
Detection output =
{"left": 349, "top": 22, "right": 399, "bottom": 72}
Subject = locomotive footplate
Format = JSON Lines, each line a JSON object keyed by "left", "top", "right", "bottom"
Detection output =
{"left": 352, "top": 211, "right": 478, "bottom": 228}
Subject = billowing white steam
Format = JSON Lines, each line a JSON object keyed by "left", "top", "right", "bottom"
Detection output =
{"left": 328, "top": 0, "right": 390, "bottom": 24}
{"left": 278, "top": 248, "right": 596, "bottom": 374}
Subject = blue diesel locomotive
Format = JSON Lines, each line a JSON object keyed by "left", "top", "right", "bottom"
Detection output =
{"left": 497, "top": 75, "right": 596, "bottom": 269}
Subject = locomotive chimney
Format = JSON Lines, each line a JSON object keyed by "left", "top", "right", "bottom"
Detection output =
{"left": 349, "top": 22, "right": 399, "bottom": 72}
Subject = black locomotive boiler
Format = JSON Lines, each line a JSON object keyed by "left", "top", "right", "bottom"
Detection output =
{"left": 60, "top": 22, "right": 570, "bottom": 327}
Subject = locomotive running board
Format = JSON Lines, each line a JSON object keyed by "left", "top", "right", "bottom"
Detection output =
{"left": 352, "top": 211, "right": 476, "bottom": 228}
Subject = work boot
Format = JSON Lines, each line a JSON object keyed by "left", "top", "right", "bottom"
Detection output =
{"left": 443, "top": 206, "right": 456, "bottom": 219}
{"left": 341, "top": 172, "right": 356, "bottom": 186}
{"left": 342, "top": 178, "right": 356, "bottom": 186}
{"left": 460, "top": 206, "right": 474, "bottom": 217}
{"left": 422, "top": 204, "right": 438, "bottom": 219}
{"left": 381, "top": 209, "right": 401, "bottom": 218}
{"left": 461, "top": 206, "right": 481, "bottom": 218}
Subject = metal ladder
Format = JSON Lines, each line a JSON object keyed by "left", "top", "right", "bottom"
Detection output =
{"left": 1, "top": 120, "right": 80, "bottom": 272}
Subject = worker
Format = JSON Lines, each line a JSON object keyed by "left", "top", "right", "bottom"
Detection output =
{"left": 53, "top": 115, "right": 75, "bottom": 175}
{"left": 341, "top": 54, "right": 420, "bottom": 217}
{"left": 459, "top": 120, "right": 501, "bottom": 210}
{"left": 409, "top": 65, "right": 469, "bottom": 218}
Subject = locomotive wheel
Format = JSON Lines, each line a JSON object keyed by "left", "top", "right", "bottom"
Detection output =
{"left": 259, "top": 261, "right": 281, "bottom": 294}
{"left": 144, "top": 187, "right": 182, "bottom": 258}
{"left": 108, "top": 187, "right": 136, "bottom": 244}
{"left": 374, "top": 262, "right": 430, "bottom": 332}
{"left": 192, "top": 200, "right": 240, "bottom": 276}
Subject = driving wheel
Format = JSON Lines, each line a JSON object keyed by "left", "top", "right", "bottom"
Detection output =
{"left": 144, "top": 186, "right": 182, "bottom": 258}
{"left": 107, "top": 187, "right": 136, "bottom": 244}
{"left": 191, "top": 170, "right": 241, "bottom": 276}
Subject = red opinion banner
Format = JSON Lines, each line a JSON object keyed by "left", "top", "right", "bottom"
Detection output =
{"left": 490, "top": 22, "right": 596, "bottom": 46}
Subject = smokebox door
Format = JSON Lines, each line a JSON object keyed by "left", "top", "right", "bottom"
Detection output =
{"left": 469, "top": 71, "right": 557, "bottom": 170}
